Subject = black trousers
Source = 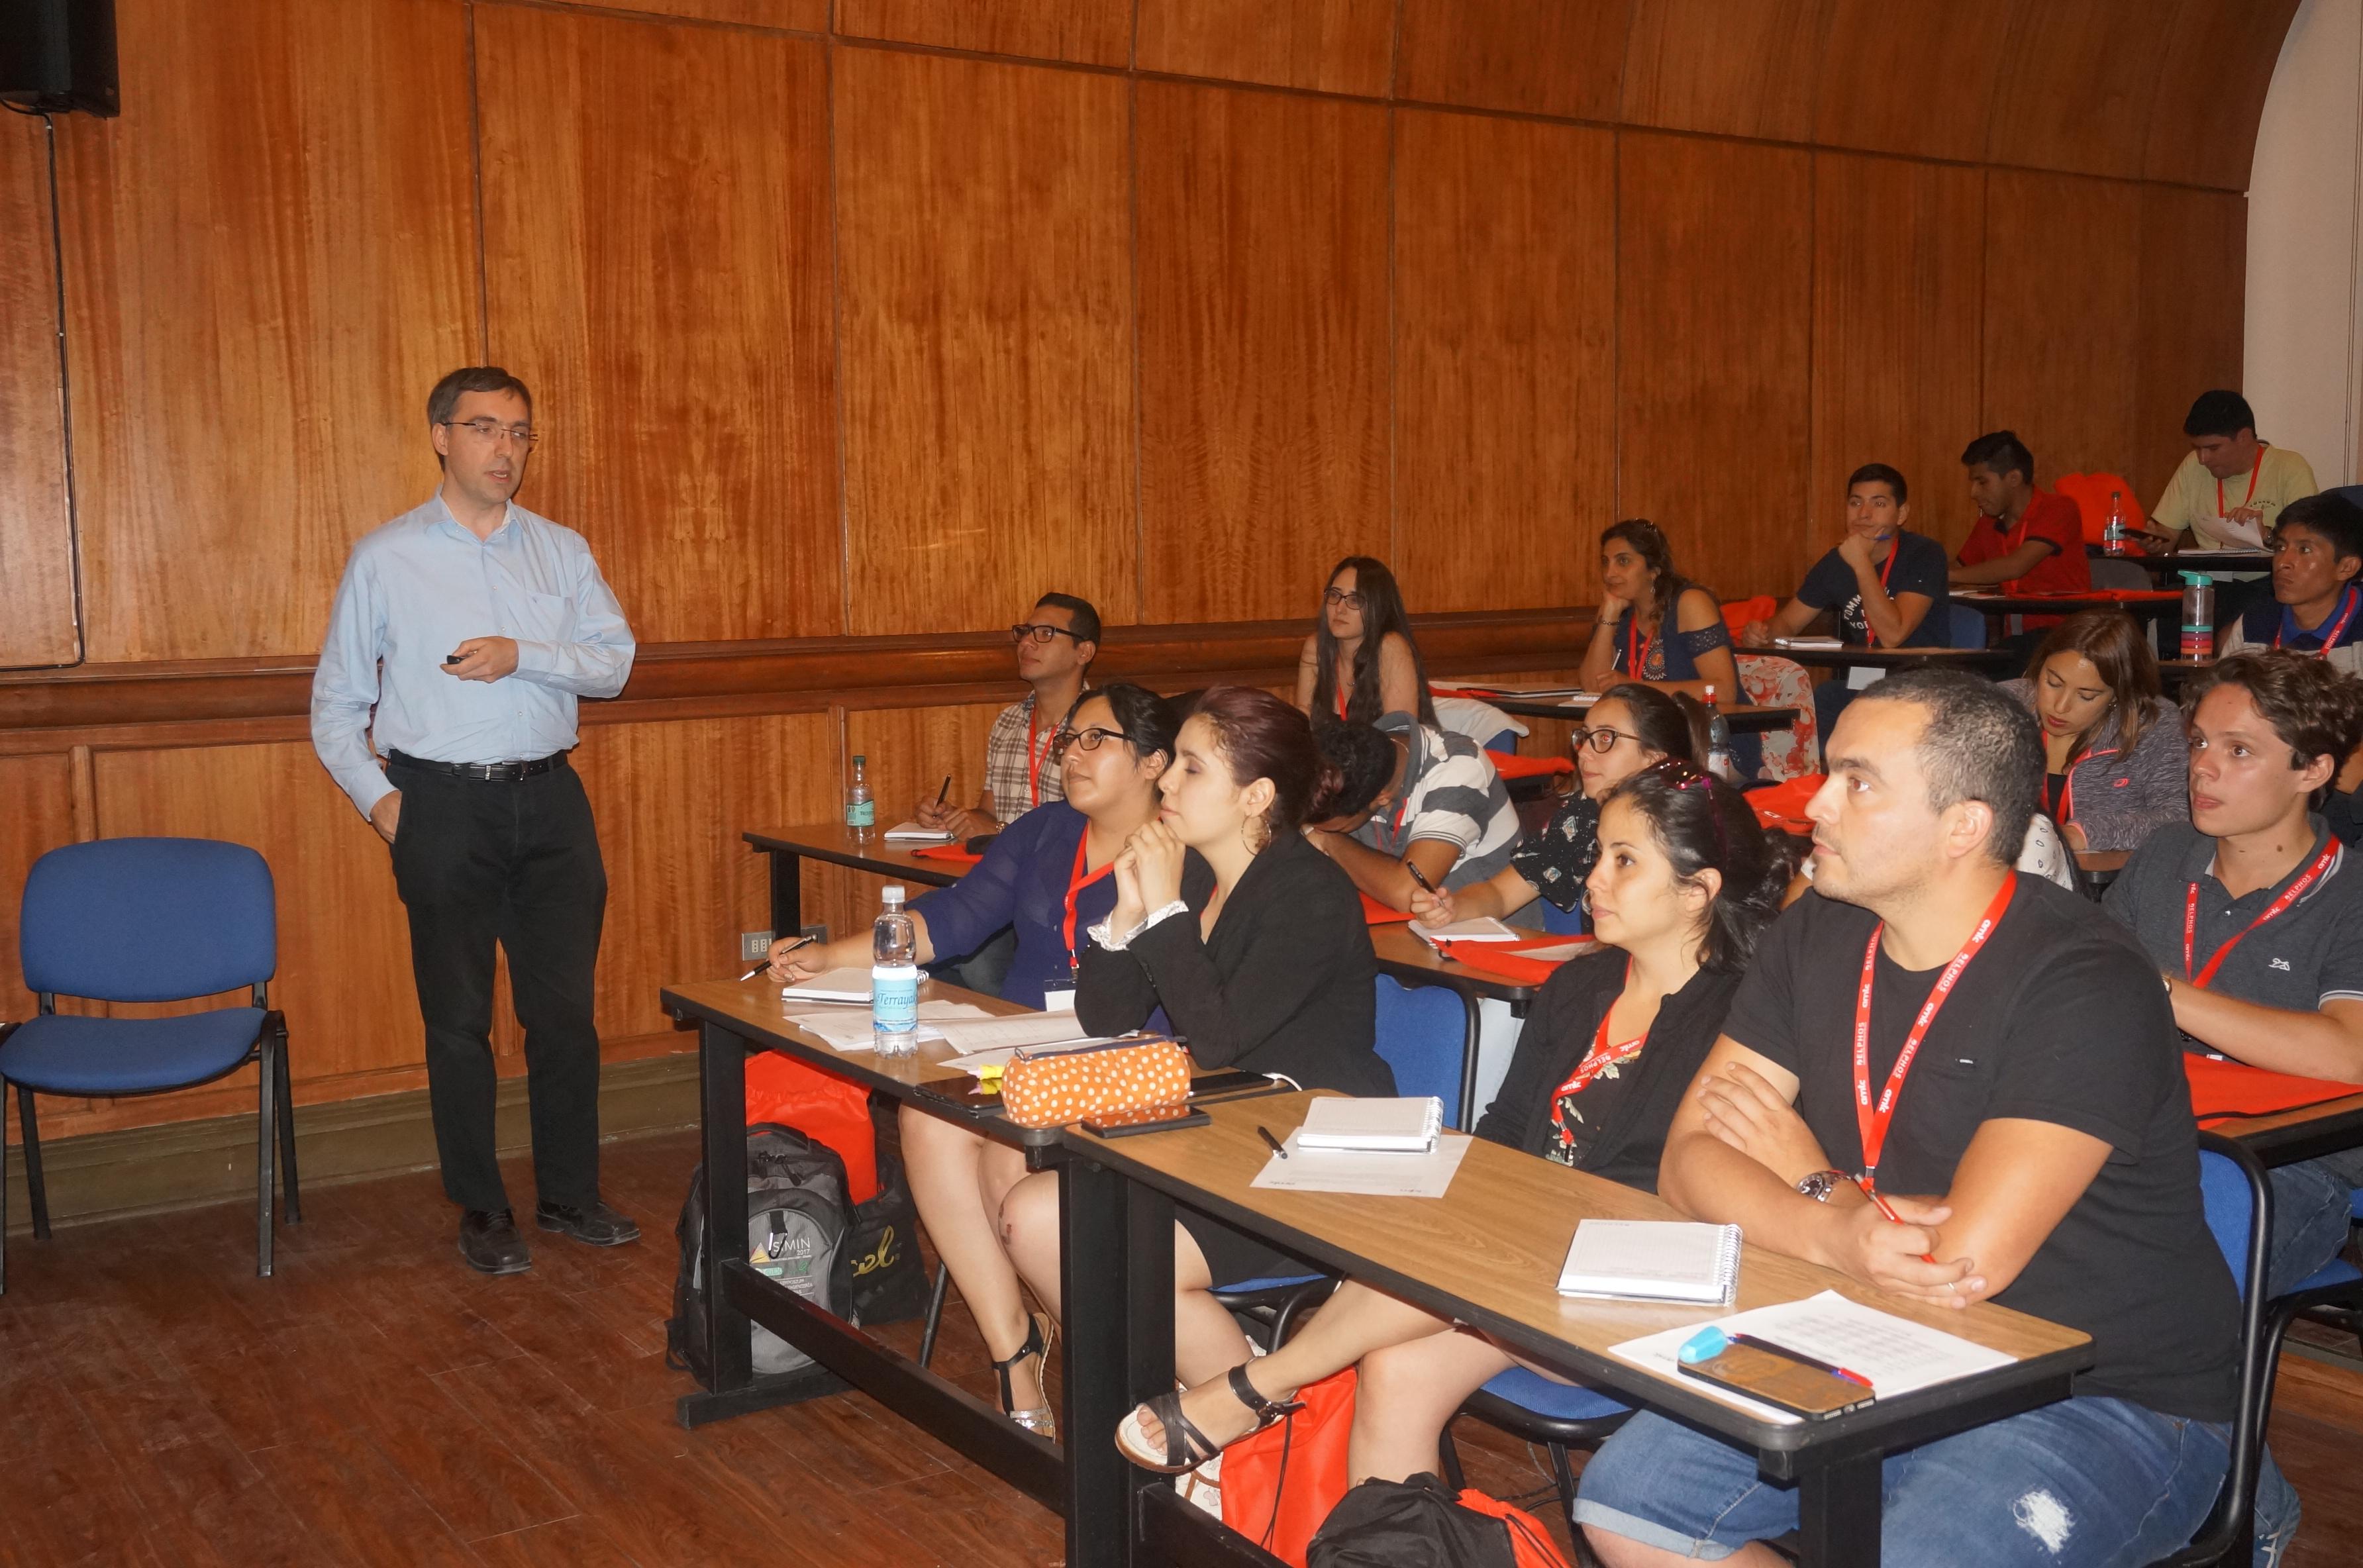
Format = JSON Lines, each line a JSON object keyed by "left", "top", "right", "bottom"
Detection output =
{"left": 387, "top": 755, "right": 607, "bottom": 1212}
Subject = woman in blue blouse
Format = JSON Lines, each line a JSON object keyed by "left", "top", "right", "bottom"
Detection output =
{"left": 1577, "top": 519, "right": 1742, "bottom": 702}
{"left": 768, "top": 683, "right": 1208, "bottom": 1439}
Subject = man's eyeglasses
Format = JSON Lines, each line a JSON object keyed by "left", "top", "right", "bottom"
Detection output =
{"left": 1572, "top": 726, "right": 1638, "bottom": 754}
{"left": 438, "top": 418, "right": 540, "bottom": 447}
{"left": 1050, "top": 726, "right": 1127, "bottom": 760}
{"left": 1322, "top": 588, "right": 1365, "bottom": 610}
{"left": 1011, "top": 622, "right": 1083, "bottom": 646}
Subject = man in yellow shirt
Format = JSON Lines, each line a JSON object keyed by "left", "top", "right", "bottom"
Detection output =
{"left": 2147, "top": 389, "right": 2318, "bottom": 550}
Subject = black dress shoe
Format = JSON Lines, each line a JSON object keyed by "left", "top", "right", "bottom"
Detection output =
{"left": 534, "top": 1199, "right": 641, "bottom": 1248}
{"left": 458, "top": 1208, "right": 532, "bottom": 1275}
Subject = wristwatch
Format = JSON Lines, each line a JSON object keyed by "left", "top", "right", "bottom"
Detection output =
{"left": 1794, "top": 1169, "right": 1850, "bottom": 1203}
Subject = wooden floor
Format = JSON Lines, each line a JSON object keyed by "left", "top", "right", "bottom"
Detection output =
{"left": 3, "top": 1124, "right": 2360, "bottom": 1567}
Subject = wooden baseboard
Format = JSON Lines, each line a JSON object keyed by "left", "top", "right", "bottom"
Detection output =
{"left": 2, "top": 1051, "right": 700, "bottom": 1235}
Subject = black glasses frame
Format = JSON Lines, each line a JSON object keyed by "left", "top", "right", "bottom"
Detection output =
{"left": 1011, "top": 622, "right": 1083, "bottom": 645}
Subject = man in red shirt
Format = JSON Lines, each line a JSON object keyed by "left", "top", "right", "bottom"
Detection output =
{"left": 1951, "top": 430, "right": 2091, "bottom": 640}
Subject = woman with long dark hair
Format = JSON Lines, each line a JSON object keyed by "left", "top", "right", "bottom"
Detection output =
{"left": 1296, "top": 556, "right": 1438, "bottom": 725}
{"left": 1577, "top": 519, "right": 1742, "bottom": 705}
{"left": 2001, "top": 610, "right": 2186, "bottom": 853}
{"left": 998, "top": 687, "right": 1395, "bottom": 1400}
{"left": 1115, "top": 763, "right": 1791, "bottom": 1475}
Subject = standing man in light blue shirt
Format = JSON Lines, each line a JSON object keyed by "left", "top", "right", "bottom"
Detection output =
{"left": 312, "top": 366, "right": 639, "bottom": 1276}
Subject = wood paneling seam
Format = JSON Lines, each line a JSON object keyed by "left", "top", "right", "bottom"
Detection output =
{"left": 826, "top": 38, "right": 854, "bottom": 638}
{"left": 464, "top": 4, "right": 491, "bottom": 356}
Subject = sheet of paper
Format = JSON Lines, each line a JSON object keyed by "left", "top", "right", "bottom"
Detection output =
{"left": 1415, "top": 916, "right": 1523, "bottom": 943}
{"left": 1607, "top": 1289, "right": 2017, "bottom": 1426}
{"left": 1250, "top": 1132, "right": 1472, "bottom": 1199}
{"left": 785, "top": 1015, "right": 945, "bottom": 1054}
{"left": 927, "top": 1014, "right": 1104, "bottom": 1053}
{"left": 2204, "top": 513, "right": 2266, "bottom": 549}
{"left": 1773, "top": 637, "right": 1842, "bottom": 650}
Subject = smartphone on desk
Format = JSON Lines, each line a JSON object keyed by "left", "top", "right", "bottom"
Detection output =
{"left": 1188, "top": 1069, "right": 1279, "bottom": 1101}
{"left": 911, "top": 1078, "right": 1005, "bottom": 1116}
{"left": 1080, "top": 1104, "right": 1210, "bottom": 1138}
{"left": 1678, "top": 1340, "right": 1875, "bottom": 1420}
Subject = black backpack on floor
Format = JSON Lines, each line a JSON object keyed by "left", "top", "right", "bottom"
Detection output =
{"left": 666, "top": 1122, "right": 856, "bottom": 1382}
{"left": 1309, "top": 1473, "right": 1523, "bottom": 1567}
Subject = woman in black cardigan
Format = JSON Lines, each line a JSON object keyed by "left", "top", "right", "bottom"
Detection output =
{"left": 1115, "top": 760, "right": 1793, "bottom": 1476}
{"left": 1000, "top": 687, "right": 1395, "bottom": 1395}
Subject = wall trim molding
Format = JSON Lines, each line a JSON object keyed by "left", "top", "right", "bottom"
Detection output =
{"left": 3, "top": 1050, "right": 699, "bottom": 1236}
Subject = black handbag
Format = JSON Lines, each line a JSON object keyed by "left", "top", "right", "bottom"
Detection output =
{"left": 1307, "top": 1473, "right": 1517, "bottom": 1567}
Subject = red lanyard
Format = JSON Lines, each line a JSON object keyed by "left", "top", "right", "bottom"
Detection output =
{"left": 1061, "top": 830, "right": 1115, "bottom": 968}
{"left": 1862, "top": 543, "right": 1901, "bottom": 648}
{"left": 1626, "top": 613, "right": 1653, "bottom": 678}
{"left": 1552, "top": 967, "right": 1645, "bottom": 1140}
{"left": 2182, "top": 841, "right": 2339, "bottom": 989}
{"left": 2044, "top": 746, "right": 2116, "bottom": 825}
{"left": 1334, "top": 681, "right": 1350, "bottom": 721}
{"left": 2217, "top": 459, "right": 2262, "bottom": 520}
{"left": 1025, "top": 704, "right": 1057, "bottom": 808}
{"left": 1852, "top": 873, "right": 2016, "bottom": 1185}
{"left": 2275, "top": 586, "right": 2361, "bottom": 656}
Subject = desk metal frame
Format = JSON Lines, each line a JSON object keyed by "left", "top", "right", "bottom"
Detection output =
{"left": 744, "top": 826, "right": 960, "bottom": 944}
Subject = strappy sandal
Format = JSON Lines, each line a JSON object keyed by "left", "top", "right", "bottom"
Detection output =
{"left": 991, "top": 1312, "right": 1057, "bottom": 1439}
{"left": 1114, "top": 1363, "right": 1306, "bottom": 1475}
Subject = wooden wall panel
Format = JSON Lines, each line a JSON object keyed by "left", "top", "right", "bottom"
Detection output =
{"left": 1136, "top": 0, "right": 1394, "bottom": 95}
{"left": 1393, "top": 112, "right": 1615, "bottom": 614}
{"left": 0, "top": 114, "right": 75, "bottom": 671}
{"left": 1810, "top": 154, "right": 1987, "bottom": 556}
{"left": 2144, "top": 0, "right": 2302, "bottom": 191}
{"left": 1622, "top": 0, "right": 1831, "bottom": 143}
{"left": 571, "top": 713, "right": 836, "bottom": 1041}
{"left": 1985, "top": 0, "right": 2173, "bottom": 181}
{"left": 1981, "top": 170, "right": 2142, "bottom": 487}
{"left": 1812, "top": 0, "right": 2017, "bottom": 164}
{"left": 0, "top": 754, "right": 78, "bottom": 1017}
{"left": 836, "top": 0, "right": 1130, "bottom": 66}
{"left": 834, "top": 50, "right": 1137, "bottom": 638}
{"left": 55, "top": 0, "right": 476, "bottom": 662}
{"left": 476, "top": 7, "right": 839, "bottom": 648}
{"left": 810, "top": 700, "right": 1009, "bottom": 938}
{"left": 1135, "top": 82, "right": 1390, "bottom": 624}
{"left": 1617, "top": 134, "right": 1815, "bottom": 601}
{"left": 1394, "top": 0, "right": 1627, "bottom": 121}
{"left": 2137, "top": 186, "right": 2248, "bottom": 508}
{"left": 540, "top": 0, "right": 827, "bottom": 28}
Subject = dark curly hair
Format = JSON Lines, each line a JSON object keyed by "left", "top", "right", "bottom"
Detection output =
{"left": 1309, "top": 720, "right": 1399, "bottom": 822}
{"left": 1601, "top": 760, "right": 1790, "bottom": 971}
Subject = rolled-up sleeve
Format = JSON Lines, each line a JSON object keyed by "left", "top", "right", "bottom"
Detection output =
{"left": 311, "top": 546, "right": 395, "bottom": 819}
{"left": 511, "top": 542, "right": 634, "bottom": 698}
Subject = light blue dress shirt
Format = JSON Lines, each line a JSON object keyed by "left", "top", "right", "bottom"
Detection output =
{"left": 311, "top": 493, "right": 636, "bottom": 818}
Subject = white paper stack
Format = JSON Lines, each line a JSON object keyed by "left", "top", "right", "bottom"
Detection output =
{"left": 1414, "top": 916, "right": 1524, "bottom": 944}
{"left": 884, "top": 822, "right": 957, "bottom": 843}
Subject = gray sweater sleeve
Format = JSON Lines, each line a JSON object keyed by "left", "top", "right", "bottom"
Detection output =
{"left": 2070, "top": 697, "right": 2189, "bottom": 853}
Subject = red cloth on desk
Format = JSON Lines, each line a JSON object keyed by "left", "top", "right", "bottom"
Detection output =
{"left": 911, "top": 843, "right": 985, "bottom": 866}
{"left": 1432, "top": 933, "right": 1597, "bottom": 986}
{"left": 1485, "top": 749, "right": 1575, "bottom": 781}
{"left": 1362, "top": 893, "right": 1417, "bottom": 925}
{"left": 2187, "top": 1055, "right": 2363, "bottom": 1126}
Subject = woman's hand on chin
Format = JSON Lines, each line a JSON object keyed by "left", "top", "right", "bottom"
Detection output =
{"left": 1129, "top": 819, "right": 1187, "bottom": 908}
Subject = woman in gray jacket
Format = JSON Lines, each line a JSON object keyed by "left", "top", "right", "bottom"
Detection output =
{"left": 2002, "top": 610, "right": 2187, "bottom": 853}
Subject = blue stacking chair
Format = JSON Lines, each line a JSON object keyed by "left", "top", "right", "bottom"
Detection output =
{"left": 1945, "top": 601, "right": 1989, "bottom": 650}
{"left": 1534, "top": 901, "right": 1588, "bottom": 936}
{"left": 0, "top": 838, "right": 298, "bottom": 1291}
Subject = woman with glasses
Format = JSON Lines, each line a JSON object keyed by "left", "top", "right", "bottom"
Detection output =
{"left": 1115, "top": 763, "right": 1792, "bottom": 1477}
{"left": 1296, "top": 556, "right": 1438, "bottom": 726}
{"left": 1413, "top": 683, "right": 1706, "bottom": 928}
{"left": 767, "top": 683, "right": 1209, "bottom": 1438}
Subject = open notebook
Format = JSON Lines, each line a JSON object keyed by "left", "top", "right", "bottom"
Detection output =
{"left": 1557, "top": 1219, "right": 1741, "bottom": 1304}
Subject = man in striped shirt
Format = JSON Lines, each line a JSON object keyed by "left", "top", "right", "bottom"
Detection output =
{"left": 1306, "top": 713, "right": 1521, "bottom": 909}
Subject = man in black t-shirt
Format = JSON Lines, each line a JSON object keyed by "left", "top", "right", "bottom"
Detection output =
{"left": 1575, "top": 669, "right": 2263, "bottom": 1568}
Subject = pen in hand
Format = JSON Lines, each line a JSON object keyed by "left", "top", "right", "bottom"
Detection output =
{"left": 1402, "top": 858, "right": 1438, "bottom": 897}
{"left": 934, "top": 775, "right": 952, "bottom": 808}
{"left": 1856, "top": 1178, "right": 1938, "bottom": 1265}
{"left": 742, "top": 934, "right": 816, "bottom": 981}
{"left": 1257, "top": 1124, "right": 1289, "bottom": 1160}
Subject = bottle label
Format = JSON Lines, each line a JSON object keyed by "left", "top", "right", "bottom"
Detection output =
{"left": 871, "top": 965, "right": 917, "bottom": 1030}
{"left": 846, "top": 799, "right": 876, "bottom": 828}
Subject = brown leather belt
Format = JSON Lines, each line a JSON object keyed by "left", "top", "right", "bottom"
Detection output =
{"left": 386, "top": 750, "right": 566, "bottom": 783}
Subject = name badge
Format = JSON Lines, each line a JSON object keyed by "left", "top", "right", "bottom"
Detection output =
{"left": 1042, "top": 979, "right": 1078, "bottom": 1014}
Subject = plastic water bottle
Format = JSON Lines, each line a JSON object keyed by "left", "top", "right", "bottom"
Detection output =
{"left": 2180, "top": 573, "right": 2215, "bottom": 663}
{"left": 845, "top": 754, "right": 876, "bottom": 842}
{"left": 1701, "top": 684, "right": 1737, "bottom": 784}
{"left": 871, "top": 885, "right": 919, "bottom": 1056}
{"left": 2103, "top": 490, "right": 2129, "bottom": 558}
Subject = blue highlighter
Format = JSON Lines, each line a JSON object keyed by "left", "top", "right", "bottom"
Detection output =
{"left": 1678, "top": 1326, "right": 1729, "bottom": 1364}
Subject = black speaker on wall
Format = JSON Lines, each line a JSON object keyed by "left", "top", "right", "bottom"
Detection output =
{"left": 0, "top": 0, "right": 118, "bottom": 117}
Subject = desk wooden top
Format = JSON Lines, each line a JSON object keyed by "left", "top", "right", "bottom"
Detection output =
{"left": 662, "top": 973, "right": 1010, "bottom": 1098}
{"left": 2074, "top": 849, "right": 2129, "bottom": 876}
{"left": 1070, "top": 1092, "right": 2091, "bottom": 1458}
{"left": 1756, "top": 644, "right": 2016, "bottom": 671}
{"left": 742, "top": 822, "right": 968, "bottom": 887}
{"left": 2128, "top": 550, "right": 2273, "bottom": 575}
{"left": 1368, "top": 922, "right": 1550, "bottom": 1004}
{"left": 2207, "top": 1091, "right": 2363, "bottom": 1167}
{"left": 1954, "top": 592, "right": 2178, "bottom": 616}
{"left": 1484, "top": 693, "right": 1799, "bottom": 734}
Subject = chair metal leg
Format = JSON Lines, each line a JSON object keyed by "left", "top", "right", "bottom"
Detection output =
{"left": 274, "top": 1021, "right": 301, "bottom": 1223}
{"left": 1436, "top": 1417, "right": 1468, "bottom": 1491}
{"left": 255, "top": 1034, "right": 276, "bottom": 1279}
{"left": 1548, "top": 1440, "right": 1582, "bottom": 1542}
{"left": 1, "top": 1079, "right": 9, "bottom": 1295}
{"left": 18, "top": 1086, "right": 49, "bottom": 1241}
{"left": 917, "top": 1262, "right": 952, "bottom": 1368}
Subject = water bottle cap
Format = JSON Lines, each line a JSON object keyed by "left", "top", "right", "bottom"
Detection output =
{"left": 2181, "top": 572, "right": 2211, "bottom": 588}
{"left": 882, "top": 884, "right": 905, "bottom": 902}
{"left": 854, "top": 754, "right": 867, "bottom": 766}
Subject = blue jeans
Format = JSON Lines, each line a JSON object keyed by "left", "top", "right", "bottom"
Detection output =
{"left": 2265, "top": 1150, "right": 2363, "bottom": 1300}
{"left": 1574, "top": 1398, "right": 2299, "bottom": 1567}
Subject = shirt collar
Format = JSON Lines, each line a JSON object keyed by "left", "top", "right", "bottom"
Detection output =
{"left": 428, "top": 491, "right": 518, "bottom": 544}
{"left": 2186, "top": 816, "right": 2335, "bottom": 906}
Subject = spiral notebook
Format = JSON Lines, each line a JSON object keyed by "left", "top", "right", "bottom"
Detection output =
{"left": 1557, "top": 1219, "right": 1742, "bottom": 1304}
{"left": 1296, "top": 1095, "right": 1444, "bottom": 1153}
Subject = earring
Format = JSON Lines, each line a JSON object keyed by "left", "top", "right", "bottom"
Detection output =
{"left": 1580, "top": 889, "right": 1593, "bottom": 913}
{"left": 1243, "top": 814, "right": 1271, "bottom": 854}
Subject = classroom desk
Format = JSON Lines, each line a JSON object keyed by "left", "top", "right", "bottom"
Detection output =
{"left": 1058, "top": 1092, "right": 2093, "bottom": 1568}
{"left": 2125, "top": 549, "right": 2274, "bottom": 577}
{"left": 1368, "top": 920, "right": 1547, "bottom": 1011}
{"left": 744, "top": 822, "right": 964, "bottom": 940}
{"left": 1952, "top": 591, "right": 2182, "bottom": 619}
{"left": 2208, "top": 1091, "right": 2363, "bottom": 1168}
{"left": 2075, "top": 848, "right": 2128, "bottom": 892}
{"left": 1480, "top": 691, "right": 1799, "bottom": 733}
{"left": 1756, "top": 644, "right": 2017, "bottom": 673}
